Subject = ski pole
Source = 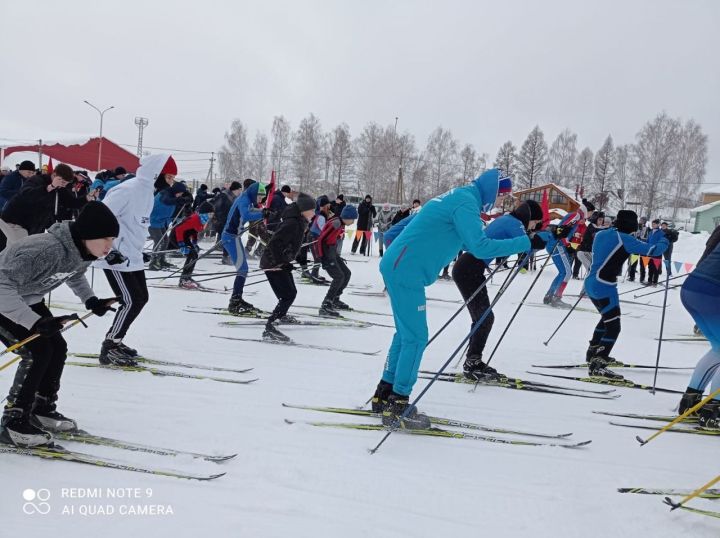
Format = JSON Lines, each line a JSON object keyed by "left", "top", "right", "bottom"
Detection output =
{"left": 664, "top": 474, "right": 720, "bottom": 512}
{"left": 633, "top": 283, "right": 682, "bottom": 299}
{"left": 0, "top": 311, "right": 96, "bottom": 372}
{"left": 484, "top": 242, "right": 558, "bottom": 369}
{"left": 636, "top": 386, "right": 720, "bottom": 446}
{"left": 159, "top": 239, "right": 223, "bottom": 282}
{"left": 651, "top": 260, "right": 672, "bottom": 394}
{"left": 543, "top": 291, "right": 585, "bottom": 346}
{"left": 369, "top": 254, "right": 530, "bottom": 455}
{"left": 618, "top": 272, "right": 687, "bottom": 296}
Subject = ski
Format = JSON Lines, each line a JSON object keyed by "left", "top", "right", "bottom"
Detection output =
{"left": 618, "top": 487, "right": 720, "bottom": 499}
{"left": 656, "top": 337, "right": 707, "bottom": 343}
{"left": 210, "top": 335, "right": 381, "bottom": 356}
{"left": 68, "top": 352, "right": 253, "bottom": 375}
{"left": 148, "top": 283, "right": 229, "bottom": 294}
{"left": 281, "top": 403, "right": 573, "bottom": 439}
{"left": 609, "top": 421, "right": 720, "bottom": 436}
{"left": 593, "top": 410, "right": 698, "bottom": 423}
{"left": 347, "top": 291, "right": 462, "bottom": 304}
{"left": 65, "top": 361, "right": 258, "bottom": 385}
{"left": 662, "top": 500, "right": 720, "bottom": 519}
{"left": 0, "top": 444, "right": 225, "bottom": 481}
{"left": 527, "top": 371, "right": 683, "bottom": 394}
{"left": 218, "top": 319, "right": 371, "bottom": 329}
{"left": 291, "top": 304, "right": 394, "bottom": 318}
{"left": 525, "top": 303, "right": 644, "bottom": 318}
{"left": 419, "top": 370, "right": 617, "bottom": 394}
{"left": 531, "top": 362, "right": 692, "bottom": 370}
{"left": 56, "top": 430, "right": 236, "bottom": 462}
{"left": 284, "top": 419, "right": 591, "bottom": 448}
{"left": 416, "top": 373, "right": 620, "bottom": 400}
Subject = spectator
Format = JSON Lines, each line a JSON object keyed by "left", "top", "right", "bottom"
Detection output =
{"left": 0, "top": 160, "right": 36, "bottom": 211}
{"left": 351, "top": 194, "right": 376, "bottom": 255}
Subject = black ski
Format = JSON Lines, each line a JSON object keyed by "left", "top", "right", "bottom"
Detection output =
{"left": 68, "top": 352, "right": 253, "bottom": 375}
{"left": 531, "top": 362, "right": 692, "bottom": 370}
{"left": 218, "top": 319, "right": 370, "bottom": 329}
{"left": 609, "top": 421, "right": 720, "bottom": 436}
{"left": 527, "top": 371, "right": 683, "bottom": 394}
{"left": 419, "top": 370, "right": 617, "bottom": 394}
{"left": 593, "top": 410, "right": 698, "bottom": 423}
{"left": 65, "top": 361, "right": 258, "bottom": 385}
{"left": 210, "top": 335, "right": 380, "bottom": 356}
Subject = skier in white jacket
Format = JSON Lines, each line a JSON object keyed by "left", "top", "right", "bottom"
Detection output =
{"left": 93, "top": 153, "right": 178, "bottom": 365}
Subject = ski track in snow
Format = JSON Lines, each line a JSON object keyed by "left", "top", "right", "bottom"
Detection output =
{"left": 1, "top": 232, "right": 717, "bottom": 537}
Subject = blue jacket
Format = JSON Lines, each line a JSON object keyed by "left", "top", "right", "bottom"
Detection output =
{"left": 647, "top": 228, "right": 665, "bottom": 249}
{"left": 150, "top": 184, "right": 187, "bottom": 228}
{"left": 483, "top": 213, "right": 527, "bottom": 264}
{"left": 379, "top": 168, "right": 530, "bottom": 287}
{"left": 587, "top": 228, "right": 668, "bottom": 292}
{"left": 0, "top": 171, "right": 25, "bottom": 210}
{"left": 693, "top": 226, "right": 720, "bottom": 286}
{"left": 383, "top": 214, "right": 416, "bottom": 247}
{"left": 224, "top": 182, "right": 263, "bottom": 235}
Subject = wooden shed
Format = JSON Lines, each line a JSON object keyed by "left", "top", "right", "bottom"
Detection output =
{"left": 513, "top": 183, "right": 580, "bottom": 220}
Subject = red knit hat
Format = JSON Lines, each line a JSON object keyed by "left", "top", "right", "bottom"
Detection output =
{"left": 161, "top": 156, "right": 177, "bottom": 176}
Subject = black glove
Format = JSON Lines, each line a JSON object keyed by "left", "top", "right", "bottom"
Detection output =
{"left": 31, "top": 317, "right": 65, "bottom": 337}
{"left": 262, "top": 208, "right": 273, "bottom": 219}
{"left": 582, "top": 198, "right": 595, "bottom": 212}
{"left": 530, "top": 234, "right": 547, "bottom": 250}
{"left": 553, "top": 225, "right": 572, "bottom": 239}
{"left": 85, "top": 296, "right": 118, "bottom": 317}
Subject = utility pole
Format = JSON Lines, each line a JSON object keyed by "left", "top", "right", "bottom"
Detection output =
{"left": 84, "top": 100, "right": 114, "bottom": 170}
{"left": 393, "top": 117, "right": 404, "bottom": 204}
{"left": 325, "top": 156, "right": 330, "bottom": 185}
{"left": 134, "top": 117, "right": 149, "bottom": 157}
{"left": 206, "top": 152, "right": 216, "bottom": 188}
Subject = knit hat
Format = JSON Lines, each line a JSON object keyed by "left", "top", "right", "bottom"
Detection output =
{"left": 160, "top": 156, "right": 177, "bottom": 176}
{"left": 318, "top": 195, "right": 330, "bottom": 207}
{"left": 19, "top": 160, "right": 36, "bottom": 172}
{"left": 280, "top": 185, "right": 291, "bottom": 193}
{"left": 114, "top": 166, "right": 127, "bottom": 177}
{"left": 72, "top": 201, "right": 120, "bottom": 239}
{"left": 581, "top": 198, "right": 595, "bottom": 213}
{"left": 336, "top": 194, "right": 344, "bottom": 201}
{"left": 296, "top": 192, "right": 316, "bottom": 212}
{"left": 525, "top": 199, "right": 544, "bottom": 221}
{"left": 615, "top": 210, "right": 638, "bottom": 234}
{"left": 229, "top": 181, "right": 242, "bottom": 191}
{"left": 341, "top": 205, "right": 358, "bottom": 220}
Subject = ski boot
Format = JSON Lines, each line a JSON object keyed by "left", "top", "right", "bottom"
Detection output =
{"left": 698, "top": 400, "right": 720, "bottom": 431}
{"left": 382, "top": 393, "right": 431, "bottom": 430}
{"left": 319, "top": 301, "right": 341, "bottom": 318}
{"left": 463, "top": 355, "right": 501, "bottom": 381}
{"left": 179, "top": 278, "right": 200, "bottom": 290}
{"left": 99, "top": 339, "right": 139, "bottom": 367}
{"left": 31, "top": 395, "right": 78, "bottom": 432}
{"left": 278, "top": 314, "right": 300, "bottom": 325}
{"left": 588, "top": 353, "right": 624, "bottom": 380}
{"left": 158, "top": 256, "right": 177, "bottom": 270}
{"left": 550, "top": 295, "right": 571, "bottom": 309}
{"left": 148, "top": 259, "right": 163, "bottom": 271}
{"left": 332, "top": 298, "right": 352, "bottom": 311}
{"left": 263, "top": 322, "right": 290, "bottom": 342}
{"left": 228, "top": 295, "right": 259, "bottom": 316}
{"left": 543, "top": 294, "right": 552, "bottom": 305}
{"left": 678, "top": 388, "right": 703, "bottom": 416}
{"left": 0, "top": 407, "right": 53, "bottom": 447}
{"left": 693, "top": 325, "right": 704, "bottom": 337}
{"left": 371, "top": 380, "right": 393, "bottom": 413}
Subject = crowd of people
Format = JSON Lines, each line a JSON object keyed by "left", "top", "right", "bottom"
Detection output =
{"left": 0, "top": 155, "right": 717, "bottom": 446}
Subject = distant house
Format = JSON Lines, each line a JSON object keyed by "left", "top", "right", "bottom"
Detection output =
{"left": 513, "top": 183, "right": 580, "bottom": 220}
{"left": 700, "top": 185, "right": 720, "bottom": 205}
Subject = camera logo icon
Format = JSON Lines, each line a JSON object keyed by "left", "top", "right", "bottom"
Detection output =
{"left": 22, "top": 489, "right": 51, "bottom": 515}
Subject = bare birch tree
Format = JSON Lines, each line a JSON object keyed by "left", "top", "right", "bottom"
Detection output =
{"left": 327, "top": 123, "right": 353, "bottom": 195}
{"left": 613, "top": 144, "right": 631, "bottom": 210}
{"left": 292, "top": 113, "right": 324, "bottom": 192}
{"left": 270, "top": 115, "right": 292, "bottom": 183}
{"left": 548, "top": 129, "right": 578, "bottom": 186}
{"left": 494, "top": 141, "right": 517, "bottom": 178}
{"left": 576, "top": 147, "right": 594, "bottom": 196}
{"left": 669, "top": 119, "right": 708, "bottom": 218}
{"left": 218, "top": 119, "right": 249, "bottom": 180}
{"left": 592, "top": 135, "right": 615, "bottom": 209}
{"left": 353, "top": 122, "right": 385, "bottom": 197}
{"left": 516, "top": 126, "right": 548, "bottom": 189}
{"left": 425, "top": 126, "right": 459, "bottom": 196}
{"left": 248, "top": 131, "right": 269, "bottom": 182}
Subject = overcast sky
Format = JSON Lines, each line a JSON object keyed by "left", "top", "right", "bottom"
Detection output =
{"left": 1, "top": 0, "right": 718, "bottom": 183}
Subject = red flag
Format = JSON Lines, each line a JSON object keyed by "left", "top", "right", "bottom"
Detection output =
{"left": 263, "top": 170, "right": 276, "bottom": 224}
{"left": 541, "top": 189, "right": 550, "bottom": 229}
{"left": 47, "top": 157, "right": 54, "bottom": 174}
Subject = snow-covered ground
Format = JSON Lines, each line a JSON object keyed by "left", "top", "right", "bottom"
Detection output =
{"left": 1, "top": 230, "right": 717, "bottom": 538}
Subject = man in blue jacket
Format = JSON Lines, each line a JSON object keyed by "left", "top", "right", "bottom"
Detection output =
{"left": 584, "top": 210, "right": 668, "bottom": 379}
{"left": 452, "top": 200, "right": 546, "bottom": 380}
{"left": 148, "top": 181, "right": 188, "bottom": 270}
{"left": 223, "top": 180, "right": 264, "bottom": 314}
{"left": 371, "top": 169, "right": 531, "bottom": 429}
{"left": 646, "top": 219, "right": 665, "bottom": 286}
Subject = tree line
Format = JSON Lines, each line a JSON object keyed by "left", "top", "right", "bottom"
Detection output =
{"left": 218, "top": 112, "right": 707, "bottom": 217}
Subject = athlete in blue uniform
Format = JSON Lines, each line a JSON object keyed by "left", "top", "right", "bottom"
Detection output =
{"left": 677, "top": 225, "right": 720, "bottom": 428}
{"left": 584, "top": 210, "right": 668, "bottom": 378}
{"left": 370, "top": 169, "right": 531, "bottom": 429}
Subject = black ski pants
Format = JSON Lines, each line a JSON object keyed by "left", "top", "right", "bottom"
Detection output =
{"left": 452, "top": 253, "right": 494, "bottom": 360}
{"left": 104, "top": 270, "right": 149, "bottom": 341}
{"left": 322, "top": 254, "right": 351, "bottom": 303}
{"left": 265, "top": 268, "right": 297, "bottom": 320}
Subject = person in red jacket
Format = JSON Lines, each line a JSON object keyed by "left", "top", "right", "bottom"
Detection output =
{"left": 316, "top": 205, "right": 357, "bottom": 317}
{"left": 174, "top": 201, "right": 213, "bottom": 289}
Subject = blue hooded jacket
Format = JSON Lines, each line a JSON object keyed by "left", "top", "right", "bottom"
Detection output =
{"left": 150, "top": 183, "right": 187, "bottom": 228}
{"left": 379, "top": 168, "right": 530, "bottom": 287}
{"left": 482, "top": 213, "right": 528, "bottom": 264}
{"left": 224, "top": 181, "right": 263, "bottom": 235}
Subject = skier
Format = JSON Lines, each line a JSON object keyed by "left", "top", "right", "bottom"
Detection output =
{"left": 95, "top": 154, "right": 178, "bottom": 366}
{"left": 538, "top": 199, "right": 595, "bottom": 307}
{"left": 583, "top": 210, "right": 668, "bottom": 379}
{"left": 370, "top": 169, "right": 530, "bottom": 429}
{"left": 0, "top": 202, "right": 119, "bottom": 447}
{"left": 223, "top": 180, "right": 265, "bottom": 314}
{"left": 316, "top": 205, "right": 358, "bottom": 317}
{"left": 173, "top": 201, "right": 214, "bottom": 289}
{"left": 660, "top": 221, "right": 679, "bottom": 275}
{"left": 452, "top": 200, "right": 546, "bottom": 380}
{"left": 148, "top": 177, "right": 187, "bottom": 270}
{"left": 351, "top": 195, "right": 376, "bottom": 255}
{"left": 307, "top": 195, "right": 333, "bottom": 281}
{"left": 260, "top": 193, "right": 317, "bottom": 341}
{"left": 646, "top": 219, "right": 665, "bottom": 286}
{"left": 677, "top": 224, "right": 720, "bottom": 426}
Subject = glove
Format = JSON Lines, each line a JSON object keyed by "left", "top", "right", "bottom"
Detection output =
{"left": 191, "top": 240, "right": 199, "bottom": 252}
{"left": 31, "top": 316, "right": 64, "bottom": 337}
{"left": 553, "top": 225, "right": 572, "bottom": 239}
{"left": 582, "top": 198, "right": 595, "bottom": 212}
{"left": 85, "top": 296, "right": 117, "bottom": 317}
{"left": 530, "top": 234, "right": 547, "bottom": 250}
{"left": 178, "top": 241, "right": 190, "bottom": 255}
{"left": 282, "top": 263, "right": 295, "bottom": 271}
{"left": 262, "top": 208, "right": 273, "bottom": 219}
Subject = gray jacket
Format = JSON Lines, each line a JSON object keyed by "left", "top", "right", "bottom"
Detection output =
{"left": 0, "top": 222, "right": 94, "bottom": 328}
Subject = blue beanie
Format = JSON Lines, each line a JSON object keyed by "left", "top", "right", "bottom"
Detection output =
{"left": 340, "top": 205, "right": 358, "bottom": 220}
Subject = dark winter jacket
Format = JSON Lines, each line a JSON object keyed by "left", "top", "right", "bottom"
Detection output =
{"left": 330, "top": 199, "right": 346, "bottom": 216}
{"left": 266, "top": 193, "right": 290, "bottom": 231}
{"left": 259, "top": 203, "right": 308, "bottom": 270}
{"left": 357, "top": 199, "right": 376, "bottom": 231}
{"left": 0, "top": 222, "right": 95, "bottom": 328}
{"left": 0, "top": 170, "right": 28, "bottom": 210}
{"left": 1, "top": 174, "right": 88, "bottom": 234}
{"left": 192, "top": 187, "right": 211, "bottom": 210}
{"left": 578, "top": 223, "right": 603, "bottom": 253}
{"left": 662, "top": 228, "right": 679, "bottom": 260}
{"left": 211, "top": 190, "right": 236, "bottom": 231}
{"left": 391, "top": 208, "right": 411, "bottom": 225}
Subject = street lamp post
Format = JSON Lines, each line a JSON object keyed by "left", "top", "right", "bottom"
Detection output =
{"left": 84, "top": 100, "right": 114, "bottom": 171}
